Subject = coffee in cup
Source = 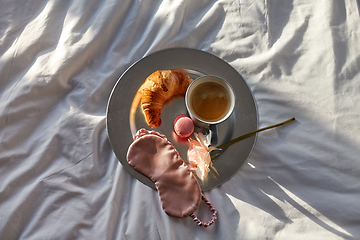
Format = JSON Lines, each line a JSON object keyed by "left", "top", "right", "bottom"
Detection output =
{"left": 185, "top": 75, "right": 235, "bottom": 127}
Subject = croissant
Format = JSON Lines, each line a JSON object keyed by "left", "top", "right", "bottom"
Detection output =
{"left": 138, "top": 70, "right": 193, "bottom": 128}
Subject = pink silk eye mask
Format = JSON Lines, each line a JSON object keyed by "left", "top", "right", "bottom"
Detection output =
{"left": 127, "top": 129, "right": 217, "bottom": 227}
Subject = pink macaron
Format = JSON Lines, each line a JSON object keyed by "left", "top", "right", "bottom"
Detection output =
{"left": 173, "top": 114, "right": 194, "bottom": 138}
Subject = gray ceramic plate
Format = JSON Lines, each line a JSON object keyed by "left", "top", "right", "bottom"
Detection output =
{"left": 106, "top": 48, "right": 258, "bottom": 191}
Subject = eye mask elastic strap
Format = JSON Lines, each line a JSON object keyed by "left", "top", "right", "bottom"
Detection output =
{"left": 190, "top": 194, "right": 217, "bottom": 227}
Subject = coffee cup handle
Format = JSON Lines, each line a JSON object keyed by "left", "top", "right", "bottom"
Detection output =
{"left": 209, "top": 124, "right": 218, "bottom": 145}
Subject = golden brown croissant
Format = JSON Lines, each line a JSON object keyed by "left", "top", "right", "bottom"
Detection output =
{"left": 138, "top": 70, "right": 193, "bottom": 128}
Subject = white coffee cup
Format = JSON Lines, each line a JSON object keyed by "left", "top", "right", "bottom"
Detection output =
{"left": 185, "top": 75, "right": 235, "bottom": 128}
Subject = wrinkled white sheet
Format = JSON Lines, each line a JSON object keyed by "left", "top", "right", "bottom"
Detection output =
{"left": 1, "top": 0, "right": 360, "bottom": 239}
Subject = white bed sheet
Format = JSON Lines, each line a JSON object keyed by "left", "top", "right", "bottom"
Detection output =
{"left": 1, "top": 0, "right": 360, "bottom": 239}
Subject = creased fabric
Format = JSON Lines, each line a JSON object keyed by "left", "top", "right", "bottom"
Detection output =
{"left": 1, "top": 0, "right": 360, "bottom": 239}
